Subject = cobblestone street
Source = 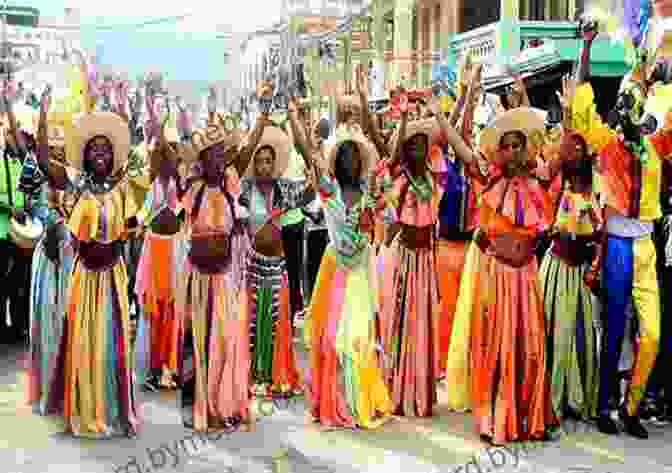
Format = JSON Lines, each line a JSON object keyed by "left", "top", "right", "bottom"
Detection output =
{"left": 2, "top": 343, "right": 672, "bottom": 473}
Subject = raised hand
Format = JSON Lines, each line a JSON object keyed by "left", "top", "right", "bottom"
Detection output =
{"left": 556, "top": 74, "right": 576, "bottom": 111}
{"left": 468, "top": 64, "right": 483, "bottom": 102}
{"left": 427, "top": 96, "right": 442, "bottom": 117}
{"left": 355, "top": 63, "right": 367, "bottom": 98}
{"left": 41, "top": 84, "right": 52, "bottom": 112}
{"left": 578, "top": 17, "right": 599, "bottom": 43}
{"left": 257, "top": 80, "right": 273, "bottom": 98}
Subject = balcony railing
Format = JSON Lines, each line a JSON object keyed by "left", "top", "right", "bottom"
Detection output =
{"left": 447, "top": 20, "right": 627, "bottom": 78}
{"left": 449, "top": 21, "right": 577, "bottom": 72}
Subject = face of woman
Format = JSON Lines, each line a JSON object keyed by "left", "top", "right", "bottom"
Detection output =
{"left": 85, "top": 136, "right": 114, "bottom": 177}
{"left": 499, "top": 132, "right": 527, "bottom": 165}
{"left": 403, "top": 134, "right": 428, "bottom": 172}
{"left": 201, "top": 142, "right": 231, "bottom": 177}
{"left": 254, "top": 147, "right": 276, "bottom": 178}
{"left": 49, "top": 145, "right": 65, "bottom": 163}
{"left": 507, "top": 89, "right": 522, "bottom": 108}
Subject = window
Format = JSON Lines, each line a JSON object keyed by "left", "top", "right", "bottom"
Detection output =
{"left": 519, "top": 0, "right": 572, "bottom": 21}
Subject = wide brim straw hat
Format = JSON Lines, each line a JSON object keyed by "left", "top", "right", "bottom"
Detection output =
{"left": 478, "top": 107, "right": 546, "bottom": 157}
{"left": 181, "top": 124, "right": 242, "bottom": 166}
{"left": 246, "top": 126, "right": 291, "bottom": 177}
{"left": 326, "top": 126, "right": 378, "bottom": 177}
{"left": 69, "top": 111, "right": 130, "bottom": 175}
{"left": 390, "top": 118, "right": 441, "bottom": 162}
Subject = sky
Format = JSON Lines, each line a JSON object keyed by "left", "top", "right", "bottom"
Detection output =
{"left": 17, "top": 1, "right": 282, "bottom": 33}
{"left": 9, "top": 1, "right": 283, "bottom": 88}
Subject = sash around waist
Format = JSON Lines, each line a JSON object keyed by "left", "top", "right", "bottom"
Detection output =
{"left": 550, "top": 235, "right": 595, "bottom": 267}
{"left": 73, "top": 239, "right": 124, "bottom": 272}
{"left": 399, "top": 224, "right": 433, "bottom": 250}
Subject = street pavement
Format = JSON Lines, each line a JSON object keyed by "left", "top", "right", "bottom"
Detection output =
{"left": 2, "top": 341, "right": 672, "bottom": 473}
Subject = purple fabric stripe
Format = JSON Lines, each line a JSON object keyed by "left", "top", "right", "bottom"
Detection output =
{"left": 515, "top": 189, "right": 524, "bottom": 226}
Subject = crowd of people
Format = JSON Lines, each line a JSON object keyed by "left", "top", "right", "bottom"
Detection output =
{"left": 2, "top": 20, "right": 672, "bottom": 446}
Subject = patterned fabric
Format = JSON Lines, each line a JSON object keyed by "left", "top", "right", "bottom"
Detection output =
{"left": 55, "top": 180, "right": 141, "bottom": 437}
{"left": 445, "top": 159, "right": 557, "bottom": 442}
{"left": 245, "top": 249, "right": 301, "bottom": 396}
{"left": 177, "top": 169, "right": 252, "bottom": 432}
{"left": 239, "top": 177, "right": 312, "bottom": 230}
{"left": 307, "top": 245, "right": 392, "bottom": 428}
{"left": 554, "top": 191, "right": 602, "bottom": 236}
{"left": 540, "top": 251, "right": 600, "bottom": 419}
{"left": 316, "top": 174, "right": 373, "bottom": 269}
{"left": 137, "top": 177, "right": 181, "bottom": 225}
{"left": 0, "top": 152, "right": 25, "bottom": 239}
{"left": 26, "top": 223, "right": 73, "bottom": 415}
{"left": 379, "top": 159, "right": 439, "bottom": 227}
{"left": 571, "top": 82, "right": 672, "bottom": 222}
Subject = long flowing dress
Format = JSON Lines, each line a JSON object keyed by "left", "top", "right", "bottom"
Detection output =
{"left": 54, "top": 177, "right": 141, "bottom": 437}
{"left": 307, "top": 173, "right": 393, "bottom": 428}
{"left": 450, "top": 162, "right": 557, "bottom": 443}
{"left": 379, "top": 165, "right": 441, "bottom": 417}
{"left": 135, "top": 177, "right": 187, "bottom": 380}
{"left": 177, "top": 169, "right": 251, "bottom": 432}
{"left": 239, "top": 177, "right": 307, "bottom": 398}
{"left": 27, "top": 187, "right": 74, "bottom": 415}
{"left": 539, "top": 187, "right": 601, "bottom": 419}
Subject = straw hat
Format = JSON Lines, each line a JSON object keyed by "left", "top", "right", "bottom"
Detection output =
{"left": 246, "top": 126, "right": 291, "bottom": 177}
{"left": 326, "top": 126, "right": 378, "bottom": 177}
{"left": 390, "top": 118, "right": 441, "bottom": 161}
{"left": 478, "top": 107, "right": 546, "bottom": 152}
{"left": 181, "top": 122, "right": 242, "bottom": 164}
{"left": 69, "top": 112, "right": 130, "bottom": 175}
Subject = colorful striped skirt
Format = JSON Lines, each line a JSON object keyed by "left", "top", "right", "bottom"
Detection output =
{"left": 135, "top": 230, "right": 187, "bottom": 373}
{"left": 307, "top": 245, "right": 392, "bottom": 428}
{"left": 435, "top": 240, "right": 468, "bottom": 378}
{"left": 26, "top": 227, "right": 73, "bottom": 415}
{"left": 177, "top": 254, "right": 250, "bottom": 432}
{"left": 59, "top": 242, "right": 139, "bottom": 438}
{"left": 465, "top": 245, "right": 556, "bottom": 443}
{"left": 245, "top": 249, "right": 301, "bottom": 398}
{"left": 539, "top": 251, "right": 600, "bottom": 419}
{"left": 379, "top": 234, "right": 440, "bottom": 417}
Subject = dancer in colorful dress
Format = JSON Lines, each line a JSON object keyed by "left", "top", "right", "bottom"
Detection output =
{"left": 378, "top": 95, "right": 442, "bottom": 418}
{"left": 134, "top": 122, "right": 186, "bottom": 391}
{"left": 25, "top": 108, "right": 74, "bottom": 415}
{"left": 539, "top": 123, "right": 603, "bottom": 421}
{"left": 175, "top": 82, "right": 271, "bottom": 432}
{"left": 438, "top": 97, "right": 561, "bottom": 443}
{"left": 297, "top": 92, "right": 393, "bottom": 428}
{"left": 36, "top": 79, "right": 144, "bottom": 437}
{"left": 239, "top": 120, "right": 307, "bottom": 400}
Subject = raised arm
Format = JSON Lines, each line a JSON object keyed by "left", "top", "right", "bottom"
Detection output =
{"left": 557, "top": 20, "right": 614, "bottom": 154}
{"left": 2, "top": 81, "right": 28, "bottom": 157}
{"left": 233, "top": 81, "right": 273, "bottom": 177}
{"left": 459, "top": 64, "right": 482, "bottom": 146}
{"left": 36, "top": 86, "right": 68, "bottom": 190}
{"left": 429, "top": 95, "right": 479, "bottom": 166}
{"left": 287, "top": 96, "right": 315, "bottom": 174}
{"left": 355, "top": 64, "right": 390, "bottom": 158}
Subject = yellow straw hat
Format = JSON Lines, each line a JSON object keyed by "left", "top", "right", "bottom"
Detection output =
{"left": 69, "top": 111, "right": 130, "bottom": 175}
{"left": 247, "top": 126, "right": 291, "bottom": 177}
